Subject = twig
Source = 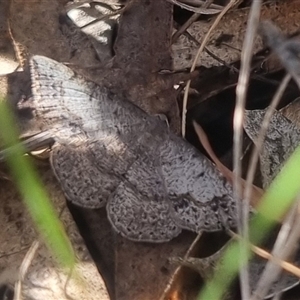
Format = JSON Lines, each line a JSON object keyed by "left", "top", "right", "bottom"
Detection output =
{"left": 163, "top": 233, "right": 203, "bottom": 297}
{"left": 14, "top": 241, "right": 39, "bottom": 300}
{"left": 173, "top": 0, "right": 223, "bottom": 10}
{"left": 65, "top": 0, "right": 119, "bottom": 12}
{"left": 173, "top": 20, "right": 237, "bottom": 71}
{"left": 251, "top": 196, "right": 300, "bottom": 299}
{"left": 172, "top": 13, "right": 201, "bottom": 43}
{"left": 166, "top": 0, "right": 222, "bottom": 14}
{"left": 245, "top": 28, "right": 291, "bottom": 300}
{"left": 0, "top": 247, "right": 30, "bottom": 259}
{"left": 248, "top": 27, "right": 300, "bottom": 298}
{"left": 77, "top": 0, "right": 135, "bottom": 30}
{"left": 233, "top": 0, "right": 262, "bottom": 298}
{"left": 176, "top": 23, "right": 282, "bottom": 88}
{"left": 181, "top": 0, "right": 240, "bottom": 136}
{"left": 0, "top": 131, "right": 54, "bottom": 163}
{"left": 244, "top": 74, "right": 291, "bottom": 209}
{"left": 229, "top": 230, "right": 300, "bottom": 279}
{"left": 172, "top": 0, "right": 214, "bottom": 43}
{"left": 80, "top": 6, "right": 124, "bottom": 29}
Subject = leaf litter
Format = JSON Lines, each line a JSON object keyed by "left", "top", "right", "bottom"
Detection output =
{"left": 2, "top": 0, "right": 300, "bottom": 300}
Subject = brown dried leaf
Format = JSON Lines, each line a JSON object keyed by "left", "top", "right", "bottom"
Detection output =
{"left": 173, "top": 1, "right": 300, "bottom": 70}
{"left": 244, "top": 108, "right": 300, "bottom": 188}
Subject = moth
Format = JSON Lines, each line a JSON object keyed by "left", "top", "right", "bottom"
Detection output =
{"left": 29, "top": 55, "right": 237, "bottom": 242}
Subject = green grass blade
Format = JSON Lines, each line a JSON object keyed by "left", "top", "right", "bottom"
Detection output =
{"left": 199, "top": 146, "right": 300, "bottom": 299}
{"left": 0, "top": 99, "right": 76, "bottom": 268}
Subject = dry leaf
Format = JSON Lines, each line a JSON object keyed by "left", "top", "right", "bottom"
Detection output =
{"left": 244, "top": 108, "right": 300, "bottom": 188}
{"left": 172, "top": 1, "right": 300, "bottom": 69}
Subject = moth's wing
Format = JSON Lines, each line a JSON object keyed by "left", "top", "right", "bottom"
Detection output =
{"left": 160, "top": 135, "right": 237, "bottom": 232}
{"left": 50, "top": 145, "right": 116, "bottom": 208}
{"left": 106, "top": 133, "right": 182, "bottom": 242}
{"left": 244, "top": 109, "right": 300, "bottom": 188}
{"left": 30, "top": 55, "right": 235, "bottom": 239}
{"left": 107, "top": 182, "right": 181, "bottom": 243}
{"left": 30, "top": 55, "right": 100, "bottom": 140}
{"left": 30, "top": 55, "right": 148, "bottom": 143}
{"left": 50, "top": 136, "right": 137, "bottom": 209}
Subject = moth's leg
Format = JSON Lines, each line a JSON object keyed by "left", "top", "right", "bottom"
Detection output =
{"left": 154, "top": 113, "right": 169, "bottom": 128}
{"left": 0, "top": 131, "right": 54, "bottom": 162}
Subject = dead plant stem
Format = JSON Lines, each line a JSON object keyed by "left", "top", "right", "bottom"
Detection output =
{"left": 244, "top": 74, "right": 291, "bottom": 201}
{"left": 181, "top": 0, "right": 239, "bottom": 136}
{"left": 251, "top": 196, "right": 300, "bottom": 299}
{"left": 233, "top": 0, "right": 262, "bottom": 298}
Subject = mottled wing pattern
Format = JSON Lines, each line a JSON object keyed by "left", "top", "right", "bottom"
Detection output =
{"left": 50, "top": 137, "right": 137, "bottom": 208}
{"left": 30, "top": 56, "right": 100, "bottom": 140}
{"left": 105, "top": 130, "right": 183, "bottom": 242}
{"left": 244, "top": 109, "right": 300, "bottom": 188}
{"left": 51, "top": 145, "right": 110, "bottom": 208}
{"left": 107, "top": 156, "right": 182, "bottom": 242}
{"left": 30, "top": 56, "right": 149, "bottom": 143}
{"left": 30, "top": 55, "right": 237, "bottom": 242}
{"left": 160, "top": 134, "right": 236, "bottom": 232}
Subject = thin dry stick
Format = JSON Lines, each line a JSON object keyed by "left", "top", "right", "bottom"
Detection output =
{"left": 173, "top": 21, "right": 239, "bottom": 71}
{"left": 66, "top": 0, "right": 118, "bottom": 12}
{"left": 0, "top": 170, "right": 11, "bottom": 181}
{"left": 251, "top": 198, "right": 300, "bottom": 300}
{"left": 182, "top": 0, "right": 215, "bottom": 5}
{"left": 181, "top": 0, "right": 240, "bottom": 136}
{"left": 233, "top": 1, "right": 262, "bottom": 298}
{"left": 14, "top": 241, "right": 39, "bottom": 300}
{"left": 172, "top": 12, "right": 201, "bottom": 43}
{"left": 78, "top": 0, "right": 135, "bottom": 30}
{"left": 0, "top": 247, "right": 30, "bottom": 259}
{"left": 163, "top": 233, "right": 203, "bottom": 297}
{"left": 246, "top": 36, "right": 300, "bottom": 299}
{"left": 80, "top": 6, "right": 125, "bottom": 29}
{"left": 0, "top": 131, "right": 54, "bottom": 163}
{"left": 166, "top": 0, "right": 221, "bottom": 14}
{"left": 180, "top": 27, "right": 281, "bottom": 88}
{"left": 173, "top": 0, "right": 223, "bottom": 10}
{"left": 172, "top": 0, "right": 214, "bottom": 43}
{"left": 229, "top": 230, "right": 300, "bottom": 278}
{"left": 244, "top": 74, "right": 291, "bottom": 205}
{"left": 253, "top": 247, "right": 300, "bottom": 278}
